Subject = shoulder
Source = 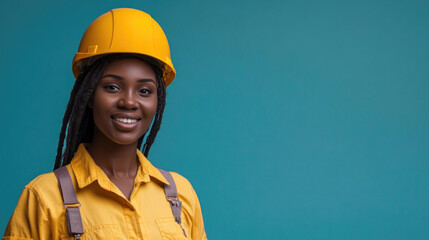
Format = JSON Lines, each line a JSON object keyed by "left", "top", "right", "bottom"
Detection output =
{"left": 22, "top": 167, "right": 66, "bottom": 208}
{"left": 167, "top": 171, "right": 207, "bottom": 239}
{"left": 26, "top": 171, "right": 57, "bottom": 189}
{"left": 169, "top": 171, "right": 197, "bottom": 196}
{"left": 167, "top": 171, "right": 201, "bottom": 211}
{"left": 25, "top": 166, "right": 67, "bottom": 191}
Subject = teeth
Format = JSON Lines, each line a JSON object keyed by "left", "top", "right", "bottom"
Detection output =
{"left": 114, "top": 118, "right": 137, "bottom": 124}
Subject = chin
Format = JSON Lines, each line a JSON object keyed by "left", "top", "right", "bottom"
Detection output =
{"left": 93, "top": 126, "right": 146, "bottom": 147}
{"left": 112, "top": 138, "right": 141, "bottom": 146}
{"left": 108, "top": 134, "right": 143, "bottom": 146}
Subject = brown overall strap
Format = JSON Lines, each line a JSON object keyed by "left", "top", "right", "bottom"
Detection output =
{"left": 54, "top": 166, "right": 185, "bottom": 238}
{"left": 158, "top": 168, "right": 188, "bottom": 237}
{"left": 54, "top": 166, "right": 84, "bottom": 240}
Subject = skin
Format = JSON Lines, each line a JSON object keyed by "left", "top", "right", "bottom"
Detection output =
{"left": 86, "top": 58, "right": 158, "bottom": 200}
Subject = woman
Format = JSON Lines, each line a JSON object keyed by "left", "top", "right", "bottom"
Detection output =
{"left": 3, "top": 8, "right": 207, "bottom": 240}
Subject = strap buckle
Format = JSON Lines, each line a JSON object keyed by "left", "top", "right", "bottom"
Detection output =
{"left": 63, "top": 202, "right": 81, "bottom": 209}
{"left": 166, "top": 196, "right": 182, "bottom": 207}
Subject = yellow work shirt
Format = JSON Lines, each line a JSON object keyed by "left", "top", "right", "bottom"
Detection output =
{"left": 3, "top": 144, "right": 207, "bottom": 240}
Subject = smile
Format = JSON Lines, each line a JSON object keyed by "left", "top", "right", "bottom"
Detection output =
{"left": 113, "top": 118, "right": 139, "bottom": 124}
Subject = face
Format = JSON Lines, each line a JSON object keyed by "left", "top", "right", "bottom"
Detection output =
{"left": 89, "top": 58, "right": 158, "bottom": 146}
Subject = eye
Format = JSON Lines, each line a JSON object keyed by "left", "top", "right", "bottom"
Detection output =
{"left": 139, "top": 88, "right": 153, "bottom": 95}
{"left": 104, "top": 85, "right": 120, "bottom": 92}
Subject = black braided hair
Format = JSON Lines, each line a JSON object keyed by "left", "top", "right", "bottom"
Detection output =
{"left": 53, "top": 54, "right": 167, "bottom": 170}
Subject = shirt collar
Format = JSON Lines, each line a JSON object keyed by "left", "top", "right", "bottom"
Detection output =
{"left": 70, "top": 143, "right": 169, "bottom": 189}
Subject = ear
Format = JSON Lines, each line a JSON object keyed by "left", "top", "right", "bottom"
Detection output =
{"left": 88, "top": 97, "right": 94, "bottom": 109}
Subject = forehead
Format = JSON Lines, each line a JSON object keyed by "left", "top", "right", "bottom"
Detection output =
{"left": 102, "top": 58, "right": 157, "bottom": 80}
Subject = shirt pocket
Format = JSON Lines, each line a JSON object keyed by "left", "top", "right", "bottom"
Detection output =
{"left": 156, "top": 218, "right": 190, "bottom": 240}
{"left": 60, "top": 224, "right": 122, "bottom": 240}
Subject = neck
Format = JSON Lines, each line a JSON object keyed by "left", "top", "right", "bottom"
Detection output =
{"left": 86, "top": 131, "right": 139, "bottom": 178}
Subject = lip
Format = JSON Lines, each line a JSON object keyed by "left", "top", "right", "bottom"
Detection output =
{"left": 111, "top": 113, "right": 142, "bottom": 120}
{"left": 111, "top": 113, "right": 141, "bottom": 131}
{"left": 111, "top": 118, "right": 140, "bottom": 131}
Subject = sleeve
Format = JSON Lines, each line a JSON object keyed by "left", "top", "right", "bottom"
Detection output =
{"left": 2, "top": 187, "right": 51, "bottom": 240}
{"left": 190, "top": 187, "right": 207, "bottom": 240}
{"left": 171, "top": 172, "right": 207, "bottom": 240}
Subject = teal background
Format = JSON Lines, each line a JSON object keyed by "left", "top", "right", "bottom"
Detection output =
{"left": 1, "top": 0, "right": 428, "bottom": 239}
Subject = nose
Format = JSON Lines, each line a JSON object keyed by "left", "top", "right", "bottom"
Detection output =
{"left": 118, "top": 90, "right": 138, "bottom": 110}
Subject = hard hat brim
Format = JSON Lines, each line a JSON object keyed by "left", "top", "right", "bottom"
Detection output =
{"left": 73, "top": 52, "right": 176, "bottom": 86}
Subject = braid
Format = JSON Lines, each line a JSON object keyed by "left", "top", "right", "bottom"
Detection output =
{"left": 53, "top": 60, "right": 108, "bottom": 169}
{"left": 54, "top": 54, "right": 167, "bottom": 169}
{"left": 63, "top": 60, "right": 108, "bottom": 166}
{"left": 53, "top": 72, "right": 86, "bottom": 169}
{"left": 141, "top": 70, "right": 166, "bottom": 157}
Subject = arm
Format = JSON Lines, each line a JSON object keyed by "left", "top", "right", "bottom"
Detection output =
{"left": 190, "top": 187, "right": 207, "bottom": 240}
{"left": 3, "top": 187, "right": 51, "bottom": 240}
{"left": 171, "top": 172, "right": 207, "bottom": 240}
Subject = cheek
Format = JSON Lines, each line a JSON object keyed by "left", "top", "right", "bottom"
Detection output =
{"left": 92, "top": 106, "right": 106, "bottom": 130}
{"left": 91, "top": 93, "right": 114, "bottom": 125}
{"left": 142, "top": 97, "right": 158, "bottom": 117}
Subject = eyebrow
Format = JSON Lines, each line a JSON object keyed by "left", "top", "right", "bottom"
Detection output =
{"left": 101, "top": 74, "right": 156, "bottom": 84}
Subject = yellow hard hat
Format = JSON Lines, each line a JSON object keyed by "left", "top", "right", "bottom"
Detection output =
{"left": 72, "top": 8, "right": 176, "bottom": 86}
